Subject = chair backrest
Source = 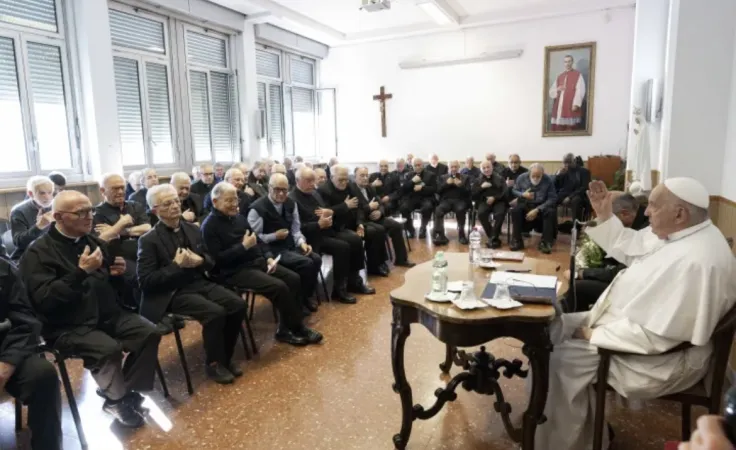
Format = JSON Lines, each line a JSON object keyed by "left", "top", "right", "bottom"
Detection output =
{"left": 706, "top": 303, "right": 736, "bottom": 410}
{"left": 1, "top": 230, "right": 13, "bottom": 257}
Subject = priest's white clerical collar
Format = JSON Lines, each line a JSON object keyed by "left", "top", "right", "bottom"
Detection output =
{"left": 666, "top": 219, "right": 712, "bottom": 242}
{"left": 55, "top": 225, "right": 82, "bottom": 243}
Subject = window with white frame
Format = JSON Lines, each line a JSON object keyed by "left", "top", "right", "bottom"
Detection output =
{"left": 0, "top": 0, "right": 80, "bottom": 181}
{"left": 108, "top": 3, "right": 240, "bottom": 169}
{"left": 256, "top": 46, "right": 318, "bottom": 160}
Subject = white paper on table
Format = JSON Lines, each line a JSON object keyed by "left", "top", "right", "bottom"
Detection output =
{"left": 489, "top": 272, "right": 557, "bottom": 289}
{"left": 446, "top": 281, "right": 467, "bottom": 292}
{"left": 450, "top": 296, "right": 488, "bottom": 310}
{"left": 425, "top": 292, "right": 458, "bottom": 303}
{"left": 483, "top": 298, "right": 524, "bottom": 310}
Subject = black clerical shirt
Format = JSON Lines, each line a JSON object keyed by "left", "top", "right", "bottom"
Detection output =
{"left": 9, "top": 199, "right": 49, "bottom": 261}
{"left": 201, "top": 210, "right": 273, "bottom": 278}
{"left": 93, "top": 200, "right": 150, "bottom": 260}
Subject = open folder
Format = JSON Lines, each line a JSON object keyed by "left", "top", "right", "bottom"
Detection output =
{"left": 481, "top": 272, "right": 559, "bottom": 304}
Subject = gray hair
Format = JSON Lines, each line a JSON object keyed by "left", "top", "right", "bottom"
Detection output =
{"left": 224, "top": 168, "right": 243, "bottom": 181}
{"left": 612, "top": 194, "right": 638, "bottom": 214}
{"left": 211, "top": 181, "right": 236, "bottom": 201}
{"left": 128, "top": 171, "right": 142, "bottom": 187}
{"left": 147, "top": 184, "right": 177, "bottom": 209}
{"left": 169, "top": 172, "right": 191, "bottom": 185}
{"left": 141, "top": 168, "right": 157, "bottom": 182}
{"left": 529, "top": 163, "right": 545, "bottom": 172}
{"left": 331, "top": 165, "right": 348, "bottom": 177}
{"left": 269, "top": 173, "right": 288, "bottom": 186}
{"left": 295, "top": 166, "right": 313, "bottom": 181}
{"left": 26, "top": 175, "right": 53, "bottom": 194}
{"left": 99, "top": 173, "right": 124, "bottom": 188}
{"left": 271, "top": 164, "right": 286, "bottom": 174}
{"left": 354, "top": 166, "right": 368, "bottom": 175}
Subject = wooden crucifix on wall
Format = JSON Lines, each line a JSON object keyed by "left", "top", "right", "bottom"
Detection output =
{"left": 373, "top": 86, "right": 393, "bottom": 138}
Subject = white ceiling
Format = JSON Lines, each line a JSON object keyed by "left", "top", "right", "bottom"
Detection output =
{"left": 212, "top": 0, "right": 635, "bottom": 45}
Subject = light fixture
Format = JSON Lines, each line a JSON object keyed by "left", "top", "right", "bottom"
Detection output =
{"left": 416, "top": 0, "right": 458, "bottom": 26}
{"left": 399, "top": 49, "right": 524, "bottom": 70}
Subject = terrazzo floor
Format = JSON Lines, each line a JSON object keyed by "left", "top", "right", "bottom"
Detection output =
{"left": 0, "top": 224, "right": 690, "bottom": 449}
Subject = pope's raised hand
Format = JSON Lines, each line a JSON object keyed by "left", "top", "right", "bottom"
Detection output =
{"left": 587, "top": 181, "right": 613, "bottom": 222}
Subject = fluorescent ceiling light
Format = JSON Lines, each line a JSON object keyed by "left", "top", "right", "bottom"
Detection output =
{"left": 416, "top": 0, "right": 457, "bottom": 26}
{"left": 399, "top": 49, "right": 524, "bottom": 70}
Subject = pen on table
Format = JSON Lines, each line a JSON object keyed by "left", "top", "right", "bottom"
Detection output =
{"left": 505, "top": 269, "right": 531, "bottom": 273}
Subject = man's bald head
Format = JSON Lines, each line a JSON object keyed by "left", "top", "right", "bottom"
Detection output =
{"left": 315, "top": 168, "right": 327, "bottom": 187}
{"left": 331, "top": 165, "right": 349, "bottom": 191}
{"left": 379, "top": 160, "right": 389, "bottom": 174}
{"left": 271, "top": 164, "right": 286, "bottom": 175}
{"left": 99, "top": 173, "right": 126, "bottom": 207}
{"left": 449, "top": 160, "right": 460, "bottom": 175}
{"left": 53, "top": 190, "right": 93, "bottom": 237}
{"left": 412, "top": 158, "right": 424, "bottom": 173}
{"left": 296, "top": 167, "right": 317, "bottom": 194}
{"left": 268, "top": 173, "right": 289, "bottom": 204}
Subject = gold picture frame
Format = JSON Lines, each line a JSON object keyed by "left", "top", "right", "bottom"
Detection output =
{"left": 542, "top": 41, "right": 596, "bottom": 137}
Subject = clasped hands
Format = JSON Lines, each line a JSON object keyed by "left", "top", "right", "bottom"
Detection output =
{"left": 78, "top": 246, "right": 126, "bottom": 276}
{"left": 173, "top": 248, "right": 204, "bottom": 268}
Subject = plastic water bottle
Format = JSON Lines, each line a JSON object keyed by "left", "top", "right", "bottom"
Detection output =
{"left": 431, "top": 251, "right": 449, "bottom": 294}
{"left": 469, "top": 227, "right": 482, "bottom": 264}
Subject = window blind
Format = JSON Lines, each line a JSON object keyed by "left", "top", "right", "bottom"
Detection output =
{"left": 0, "top": 36, "right": 27, "bottom": 172}
{"left": 210, "top": 71, "right": 232, "bottom": 162}
{"left": 256, "top": 49, "right": 279, "bottom": 78}
{"left": 268, "top": 84, "right": 283, "bottom": 155}
{"left": 290, "top": 58, "right": 314, "bottom": 85}
{"left": 145, "top": 62, "right": 173, "bottom": 164}
{"left": 0, "top": 0, "right": 58, "bottom": 33}
{"left": 257, "top": 81, "right": 266, "bottom": 111}
{"left": 113, "top": 56, "right": 145, "bottom": 166}
{"left": 109, "top": 9, "right": 165, "bottom": 55}
{"left": 186, "top": 31, "right": 226, "bottom": 68}
{"left": 291, "top": 87, "right": 315, "bottom": 156}
{"left": 188, "top": 70, "right": 212, "bottom": 161}
{"left": 26, "top": 41, "right": 71, "bottom": 169}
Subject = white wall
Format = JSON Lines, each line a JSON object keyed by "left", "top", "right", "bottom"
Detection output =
{"left": 320, "top": 8, "right": 635, "bottom": 163}
{"left": 722, "top": 37, "right": 736, "bottom": 200}
{"left": 661, "top": 0, "right": 736, "bottom": 195}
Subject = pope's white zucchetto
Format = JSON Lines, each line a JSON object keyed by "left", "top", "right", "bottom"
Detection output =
{"left": 663, "top": 177, "right": 709, "bottom": 209}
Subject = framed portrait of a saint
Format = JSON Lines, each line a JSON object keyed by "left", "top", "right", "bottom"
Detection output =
{"left": 542, "top": 42, "right": 596, "bottom": 137}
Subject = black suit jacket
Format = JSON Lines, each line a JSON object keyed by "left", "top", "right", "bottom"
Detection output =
{"left": 136, "top": 221, "right": 214, "bottom": 323}
{"left": 437, "top": 173, "right": 471, "bottom": 201}
{"left": 289, "top": 189, "right": 335, "bottom": 253}
{"left": 0, "top": 257, "right": 42, "bottom": 367}
{"left": 368, "top": 172, "right": 401, "bottom": 202}
{"left": 318, "top": 180, "right": 364, "bottom": 231}
{"left": 354, "top": 184, "right": 385, "bottom": 221}
{"left": 400, "top": 170, "right": 437, "bottom": 199}
{"left": 426, "top": 163, "right": 448, "bottom": 178}
{"left": 190, "top": 180, "right": 213, "bottom": 197}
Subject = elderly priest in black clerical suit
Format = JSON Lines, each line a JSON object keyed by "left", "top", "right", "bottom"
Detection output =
{"left": 190, "top": 163, "right": 216, "bottom": 197}
{"left": 19, "top": 190, "right": 161, "bottom": 429}
{"left": 433, "top": 160, "right": 471, "bottom": 246}
{"left": 137, "top": 184, "right": 247, "bottom": 384}
{"left": 203, "top": 168, "right": 255, "bottom": 216}
{"left": 127, "top": 168, "right": 159, "bottom": 207}
{"left": 201, "top": 182, "right": 322, "bottom": 346}
{"left": 353, "top": 167, "right": 415, "bottom": 269}
{"left": 319, "top": 165, "right": 390, "bottom": 277}
{"left": 289, "top": 167, "right": 374, "bottom": 304}
{"left": 170, "top": 172, "right": 206, "bottom": 225}
{"left": 93, "top": 173, "right": 151, "bottom": 309}
{"left": 369, "top": 160, "right": 402, "bottom": 217}
{"left": 9, "top": 175, "right": 55, "bottom": 261}
{"left": 399, "top": 157, "right": 437, "bottom": 239}
{"left": 472, "top": 160, "right": 508, "bottom": 249}
{"left": 425, "top": 153, "right": 448, "bottom": 178}
{"left": 0, "top": 257, "right": 62, "bottom": 450}
{"left": 248, "top": 174, "right": 323, "bottom": 313}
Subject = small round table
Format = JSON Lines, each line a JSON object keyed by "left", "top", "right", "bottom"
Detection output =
{"left": 389, "top": 252, "right": 564, "bottom": 450}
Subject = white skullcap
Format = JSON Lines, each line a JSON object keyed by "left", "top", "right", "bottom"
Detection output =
{"left": 663, "top": 177, "right": 709, "bottom": 209}
{"left": 628, "top": 181, "right": 643, "bottom": 196}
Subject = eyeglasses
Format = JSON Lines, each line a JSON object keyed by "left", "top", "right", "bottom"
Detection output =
{"left": 155, "top": 199, "right": 181, "bottom": 209}
{"left": 202, "top": 172, "right": 214, "bottom": 176}
{"left": 271, "top": 187, "right": 288, "bottom": 194}
{"left": 58, "top": 207, "right": 94, "bottom": 219}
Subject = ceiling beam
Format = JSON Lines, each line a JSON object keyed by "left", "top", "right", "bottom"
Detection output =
{"left": 415, "top": 0, "right": 461, "bottom": 26}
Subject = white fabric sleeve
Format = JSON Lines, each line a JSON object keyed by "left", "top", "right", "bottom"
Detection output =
{"left": 590, "top": 318, "right": 682, "bottom": 354}
{"left": 549, "top": 82, "right": 559, "bottom": 99}
{"left": 584, "top": 216, "right": 655, "bottom": 267}
{"left": 573, "top": 75, "right": 586, "bottom": 107}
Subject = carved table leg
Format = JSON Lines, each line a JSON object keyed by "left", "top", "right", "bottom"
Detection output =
{"left": 521, "top": 343, "right": 551, "bottom": 450}
{"left": 439, "top": 344, "right": 455, "bottom": 374}
{"left": 391, "top": 305, "right": 413, "bottom": 449}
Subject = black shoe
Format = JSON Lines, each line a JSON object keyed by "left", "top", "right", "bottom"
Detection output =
{"left": 332, "top": 289, "right": 358, "bottom": 304}
{"left": 275, "top": 329, "right": 309, "bottom": 346}
{"left": 418, "top": 227, "right": 427, "bottom": 239}
{"left": 302, "top": 305, "right": 313, "bottom": 316}
{"left": 368, "top": 267, "right": 389, "bottom": 277}
{"left": 296, "top": 326, "right": 323, "bottom": 344}
{"left": 304, "top": 301, "right": 319, "bottom": 313}
{"left": 433, "top": 234, "right": 449, "bottom": 245}
{"left": 97, "top": 389, "right": 148, "bottom": 414}
{"left": 379, "top": 263, "right": 390, "bottom": 276}
{"left": 489, "top": 238, "right": 502, "bottom": 249}
{"left": 347, "top": 276, "right": 375, "bottom": 295}
{"left": 173, "top": 317, "right": 186, "bottom": 330}
{"left": 228, "top": 363, "right": 244, "bottom": 378}
{"left": 458, "top": 235, "right": 469, "bottom": 245}
{"left": 537, "top": 241, "right": 552, "bottom": 254}
{"left": 395, "top": 261, "right": 416, "bottom": 268}
{"left": 102, "top": 400, "right": 145, "bottom": 428}
{"left": 206, "top": 363, "right": 235, "bottom": 385}
{"left": 509, "top": 240, "right": 525, "bottom": 251}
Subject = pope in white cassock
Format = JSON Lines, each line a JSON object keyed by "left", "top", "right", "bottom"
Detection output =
{"left": 535, "top": 177, "right": 736, "bottom": 450}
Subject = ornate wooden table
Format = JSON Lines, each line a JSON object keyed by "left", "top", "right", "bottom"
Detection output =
{"left": 389, "top": 252, "right": 564, "bottom": 449}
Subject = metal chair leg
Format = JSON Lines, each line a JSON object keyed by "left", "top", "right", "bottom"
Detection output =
{"left": 248, "top": 294, "right": 255, "bottom": 320}
{"left": 155, "top": 360, "right": 170, "bottom": 398}
{"left": 172, "top": 327, "right": 194, "bottom": 395}
{"left": 681, "top": 403, "right": 692, "bottom": 441}
{"left": 318, "top": 270, "right": 329, "bottom": 303}
{"left": 14, "top": 399, "right": 22, "bottom": 432}
{"left": 57, "top": 356, "right": 88, "bottom": 448}
{"left": 242, "top": 292, "right": 258, "bottom": 355}
{"left": 239, "top": 324, "right": 252, "bottom": 360}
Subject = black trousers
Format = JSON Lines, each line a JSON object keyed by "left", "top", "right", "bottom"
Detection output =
{"left": 561, "top": 194, "right": 588, "bottom": 222}
{"left": 53, "top": 313, "right": 161, "bottom": 401}
{"left": 565, "top": 279, "right": 608, "bottom": 312}
{"left": 170, "top": 280, "right": 246, "bottom": 366}
{"left": 277, "top": 250, "right": 322, "bottom": 303}
{"left": 510, "top": 204, "right": 556, "bottom": 244}
{"left": 399, "top": 196, "right": 434, "bottom": 230}
{"left": 374, "top": 217, "right": 409, "bottom": 263}
{"left": 5, "top": 356, "right": 62, "bottom": 450}
{"left": 364, "top": 222, "right": 389, "bottom": 271}
{"left": 121, "top": 259, "right": 141, "bottom": 310}
{"left": 321, "top": 232, "right": 363, "bottom": 284}
{"left": 477, "top": 201, "right": 507, "bottom": 240}
{"left": 225, "top": 265, "right": 303, "bottom": 330}
{"left": 434, "top": 199, "right": 469, "bottom": 236}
